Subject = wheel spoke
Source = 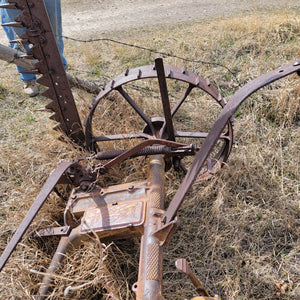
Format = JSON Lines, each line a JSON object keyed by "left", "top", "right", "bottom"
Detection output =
{"left": 171, "top": 84, "right": 194, "bottom": 117}
{"left": 117, "top": 86, "right": 155, "bottom": 135}
{"left": 93, "top": 132, "right": 152, "bottom": 142}
{"left": 155, "top": 58, "right": 175, "bottom": 141}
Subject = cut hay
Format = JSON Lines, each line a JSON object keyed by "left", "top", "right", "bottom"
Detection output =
{"left": 0, "top": 8, "right": 299, "bottom": 300}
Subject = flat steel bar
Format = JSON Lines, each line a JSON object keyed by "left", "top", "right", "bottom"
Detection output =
{"left": 175, "top": 131, "right": 230, "bottom": 140}
{"left": 92, "top": 132, "right": 152, "bottom": 142}
{"left": 155, "top": 58, "right": 176, "bottom": 141}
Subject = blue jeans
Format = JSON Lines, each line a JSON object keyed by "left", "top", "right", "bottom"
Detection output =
{"left": 1, "top": 0, "right": 67, "bottom": 82}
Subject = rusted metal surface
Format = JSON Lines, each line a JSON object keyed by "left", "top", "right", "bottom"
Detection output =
{"left": 176, "top": 258, "right": 210, "bottom": 297}
{"left": 0, "top": 160, "right": 77, "bottom": 272}
{"left": 68, "top": 182, "right": 148, "bottom": 237}
{"left": 1, "top": 1, "right": 299, "bottom": 299}
{"left": 36, "top": 225, "right": 71, "bottom": 237}
{"left": 134, "top": 155, "right": 166, "bottom": 299}
{"left": 37, "top": 226, "right": 87, "bottom": 299}
{"left": 94, "top": 139, "right": 197, "bottom": 174}
{"left": 93, "top": 144, "right": 196, "bottom": 160}
{"left": 155, "top": 58, "right": 176, "bottom": 141}
{"left": 34, "top": 155, "right": 169, "bottom": 299}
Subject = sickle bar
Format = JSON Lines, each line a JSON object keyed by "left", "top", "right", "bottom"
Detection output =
{"left": 1, "top": 0, "right": 85, "bottom": 146}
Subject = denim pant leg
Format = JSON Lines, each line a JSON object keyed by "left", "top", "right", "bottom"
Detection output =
{"left": 0, "top": 0, "right": 36, "bottom": 82}
{"left": 0, "top": 0, "right": 67, "bottom": 82}
{"left": 44, "top": 0, "right": 67, "bottom": 68}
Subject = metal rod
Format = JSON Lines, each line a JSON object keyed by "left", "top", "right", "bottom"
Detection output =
{"left": 92, "top": 132, "right": 152, "bottom": 142}
{"left": 155, "top": 58, "right": 175, "bottom": 141}
{"left": 135, "top": 155, "right": 165, "bottom": 299}
{"left": 37, "top": 227, "right": 86, "bottom": 299}
{"left": 98, "top": 139, "right": 188, "bottom": 172}
{"left": 175, "top": 131, "right": 230, "bottom": 140}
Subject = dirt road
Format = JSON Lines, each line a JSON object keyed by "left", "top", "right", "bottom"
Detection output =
{"left": 61, "top": 0, "right": 299, "bottom": 38}
{"left": 0, "top": 0, "right": 299, "bottom": 43}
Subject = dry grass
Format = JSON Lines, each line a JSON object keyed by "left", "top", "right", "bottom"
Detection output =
{"left": 0, "top": 8, "right": 299, "bottom": 300}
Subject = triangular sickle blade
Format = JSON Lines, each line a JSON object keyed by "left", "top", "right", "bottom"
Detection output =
{"left": 34, "top": 60, "right": 48, "bottom": 74}
{"left": 0, "top": 3, "right": 17, "bottom": 9}
{"left": 45, "top": 100, "right": 60, "bottom": 112}
{"left": 27, "top": 45, "right": 44, "bottom": 60}
{"left": 49, "top": 113, "right": 66, "bottom": 132}
{"left": 42, "top": 88, "right": 58, "bottom": 101}
{"left": 2, "top": 21, "right": 23, "bottom": 27}
{"left": 37, "top": 74, "right": 53, "bottom": 88}
{"left": 7, "top": 0, "right": 86, "bottom": 147}
{"left": 15, "top": 10, "right": 32, "bottom": 27}
{"left": 6, "top": 0, "right": 28, "bottom": 10}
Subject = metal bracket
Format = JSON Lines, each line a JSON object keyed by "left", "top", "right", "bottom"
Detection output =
{"left": 36, "top": 226, "right": 71, "bottom": 237}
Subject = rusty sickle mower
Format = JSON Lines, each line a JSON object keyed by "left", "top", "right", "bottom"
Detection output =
{"left": 0, "top": 1, "right": 299, "bottom": 299}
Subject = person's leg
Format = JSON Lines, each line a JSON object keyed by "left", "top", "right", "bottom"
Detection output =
{"left": 1, "top": 0, "right": 67, "bottom": 96}
{"left": 1, "top": 2, "right": 38, "bottom": 96}
{"left": 1, "top": 0, "right": 67, "bottom": 71}
{"left": 44, "top": 0, "right": 67, "bottom": 68}
{"left": 0, "top": 0, "right": 36, "bottom": 82}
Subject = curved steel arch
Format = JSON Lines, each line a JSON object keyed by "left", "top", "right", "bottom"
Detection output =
{"left": 164, "top": 59, "right": 300, "bottom": 223}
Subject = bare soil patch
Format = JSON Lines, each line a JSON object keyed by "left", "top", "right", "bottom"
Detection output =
{"left": 60, "top": 0, "right": 300, "bottom": 38}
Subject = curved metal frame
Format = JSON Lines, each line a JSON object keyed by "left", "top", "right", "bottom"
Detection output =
{"left": 164, "top": 59, "right": 300, "bottom": 223}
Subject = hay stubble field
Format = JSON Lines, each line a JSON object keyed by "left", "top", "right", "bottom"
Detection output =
{"left": 0, "top": 1, "right": 299, "bottom": 299}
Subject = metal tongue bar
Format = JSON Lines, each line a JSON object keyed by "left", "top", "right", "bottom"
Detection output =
{"left": 0, "top": 161, "right": 77, "bottom": 272}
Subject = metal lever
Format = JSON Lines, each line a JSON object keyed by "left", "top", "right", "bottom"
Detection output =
{"left": 175, "top": 258, "right": 210, "bottom": 297}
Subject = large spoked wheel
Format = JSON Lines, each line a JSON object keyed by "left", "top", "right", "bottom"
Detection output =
{"left": 85, "top": 58, "right": 233, "bottom": 180}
